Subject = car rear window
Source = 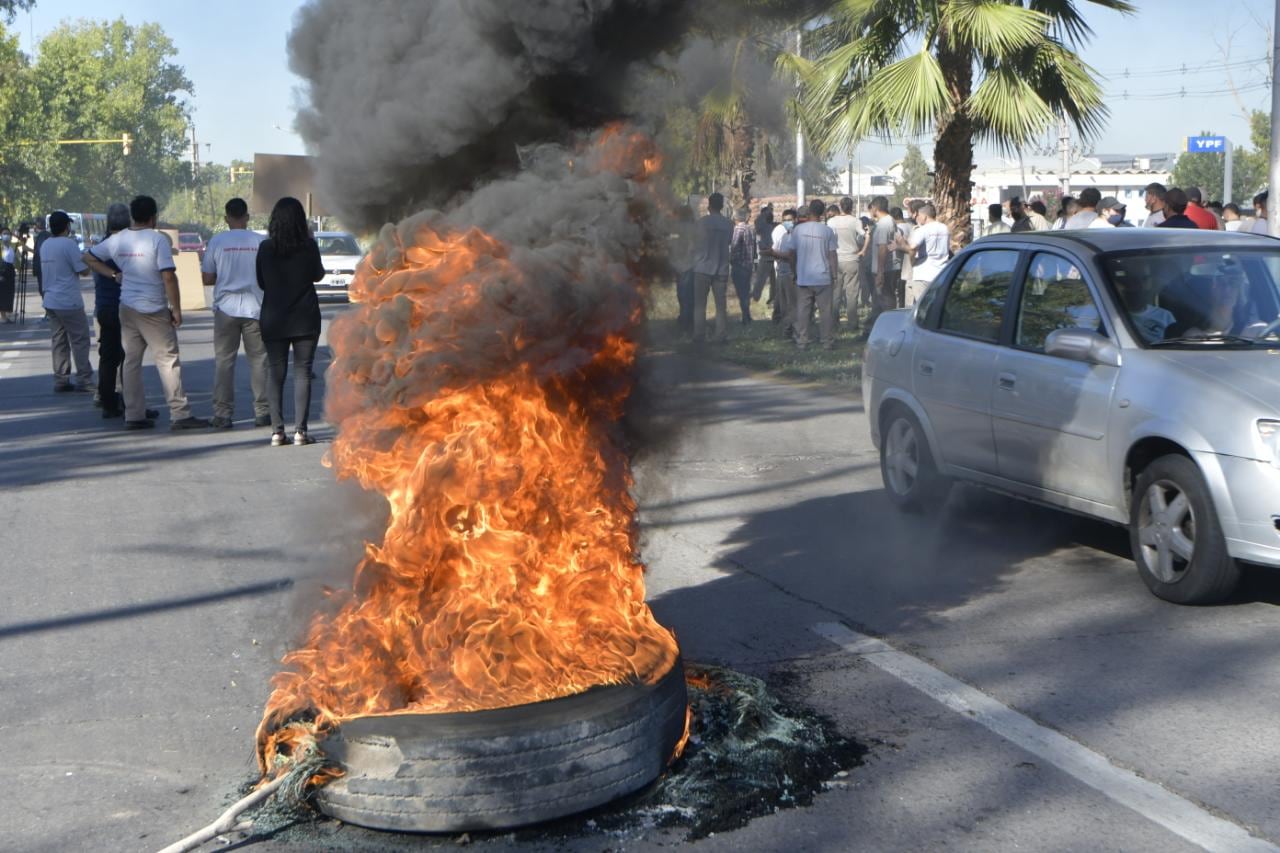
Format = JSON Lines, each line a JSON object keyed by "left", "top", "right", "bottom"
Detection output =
{"left": 317, "top": 235, "right": 361, "bottom": 255}
{"left": 938, "top": 249, "right": 1019, "bottom": 342}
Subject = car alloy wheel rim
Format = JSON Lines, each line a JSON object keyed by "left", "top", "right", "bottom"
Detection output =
{"left": 885, "top": 418, "right": 920, "bottom": 497}
{"left": 1138, "top": 479, "right": 1197, "bottom": 584}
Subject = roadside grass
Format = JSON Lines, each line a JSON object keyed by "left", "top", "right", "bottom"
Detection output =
{"left": 644, "top": 281, "right": 865, "bottom": 390}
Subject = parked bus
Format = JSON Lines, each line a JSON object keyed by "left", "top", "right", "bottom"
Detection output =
{"left": 65, "top": 212, "right": 107, "bottom": 252}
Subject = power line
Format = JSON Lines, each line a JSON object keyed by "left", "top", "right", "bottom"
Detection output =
{"left": 1108, "top": 81, "right": 1271, "bottom": 101}
{"left": 1094, "top": 54, "right": 1270, "bottom": 78}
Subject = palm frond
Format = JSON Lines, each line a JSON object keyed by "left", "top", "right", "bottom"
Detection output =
{"left": 1027, "top": 0, "right": 1136, "bottom": 46}
{"left": 967, "top": 65, "right": 1057, "bottom": 150}
{"left": 1024, "top": 38, "right": 1109, "bottom": 141}
{"left": 815, "top": 49, "right": 949, "bottom": 153}
{"left": 943, "top": 0, "right": 1052, "bottom": 59}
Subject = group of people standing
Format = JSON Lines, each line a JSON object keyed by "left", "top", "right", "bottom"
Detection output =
{"left": 983, "top": 184, "right": 1271, "bottom": 234}
{"left": 23, "top": 194, "right": 328, "bottom": 446}
{"left": 676, "top": 192, "right": 952, "bottom": 350}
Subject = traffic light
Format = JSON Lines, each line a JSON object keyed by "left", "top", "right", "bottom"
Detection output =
{"left": 121, "top": 132, "right": 132, "bottom": 155}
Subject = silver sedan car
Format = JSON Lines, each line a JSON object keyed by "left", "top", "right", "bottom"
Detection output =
{"left": 864, "top": 229, "right": 1280, "bottom": 604}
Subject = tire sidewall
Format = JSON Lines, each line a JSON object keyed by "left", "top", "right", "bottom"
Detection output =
{"left": 1129, "top": 454, "right": 1238, "bottom": 605}
{"left": 880, "top": 409, "right": 945, "bottom": 512}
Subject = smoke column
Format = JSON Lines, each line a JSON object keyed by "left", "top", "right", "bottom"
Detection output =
{"left": 288, "top": 0, "right": 701, "bottom": 232}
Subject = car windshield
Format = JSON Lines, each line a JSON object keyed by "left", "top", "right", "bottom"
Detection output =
{"left": 317, "top": 235, "right": 360, "bottom": 255}
{"left": 1099, "top": 248, "right": 1280, "bottom": 347}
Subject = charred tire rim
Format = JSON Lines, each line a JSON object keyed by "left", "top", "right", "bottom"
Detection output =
{"left": 314, "top": 658, "right": 688, "bottom": 833}
{"left": 883, "top": 416, "right": 922, "bottom": 499}
{"left": 1136, "top": 478, "right": 1197, "bottom": 584}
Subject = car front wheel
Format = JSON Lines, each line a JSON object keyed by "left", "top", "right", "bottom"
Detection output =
{"left": 1130, "top": 454, "right": 1239, "bottom": 604}
{"left": 880, "top": 409, "right": 950, "bottom": 513}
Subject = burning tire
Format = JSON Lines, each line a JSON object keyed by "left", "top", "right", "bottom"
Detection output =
{"left": 314, "top": 658, "right": 688, "bottom": 832}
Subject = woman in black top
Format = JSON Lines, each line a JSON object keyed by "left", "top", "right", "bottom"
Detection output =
{"left": 256, "top": 197, "right": 325, "bottom": 446}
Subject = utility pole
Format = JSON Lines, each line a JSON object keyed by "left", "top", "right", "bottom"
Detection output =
{"left": 795, "top": 29, "right": 805, "bottom": 208}
{"left": 190, "top": 126, "right": 201, "bottom": 205}
{"left": 1270, "top": 0, "right": 1280, "bottom": 236}
{"left": 1058, "top": 112, "right": 1072, "bottom": 196}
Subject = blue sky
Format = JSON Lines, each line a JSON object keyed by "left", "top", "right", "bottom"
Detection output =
{"left": 19, "top": 0, "right": 1279, "bottom": 168}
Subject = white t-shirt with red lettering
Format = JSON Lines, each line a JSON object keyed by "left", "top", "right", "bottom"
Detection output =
{"left": 90, "top": 228, "right": 176, "bottom": 314}
{"left": 203, "top": 229, "right": 267, "bottom": 319}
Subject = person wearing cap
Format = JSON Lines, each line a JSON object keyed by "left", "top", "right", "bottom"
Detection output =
{"left": 1183, "top": 187, "right": 1219, "bottom": 230}
{"left": 1093, "top": 197, "right": 1132, "bottom": 227}
{"left": 40, "top": 210, "right": 94, "bottom": 393}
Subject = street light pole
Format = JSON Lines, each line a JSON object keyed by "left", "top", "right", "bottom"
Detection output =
{"left": 1270, "top": 1, "right": 1280, "bottom": 236}
{"left": 795, "top": 29, "right": 805, "bottom": 208}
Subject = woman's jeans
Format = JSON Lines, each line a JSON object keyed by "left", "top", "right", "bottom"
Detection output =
{"left": 265, "top": 335, "right": 319, "bottom": 432}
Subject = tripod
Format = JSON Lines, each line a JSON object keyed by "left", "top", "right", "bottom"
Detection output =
{"left": 14, "top": 248, "right": 29, "bottom": 325}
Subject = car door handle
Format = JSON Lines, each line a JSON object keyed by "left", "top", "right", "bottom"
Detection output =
{"left": 919, "top": 360, "right": 935, "bottom": 376}
{"left": 997, "top": 372, "right": 1017, "bottom": 390}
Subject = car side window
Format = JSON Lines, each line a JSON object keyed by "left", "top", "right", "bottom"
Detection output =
{"left": 1015, "top": 253, "right": 1105, "bottom": 352}
{"left": 938, "top": 250, "right": 1019, "bottom": 342}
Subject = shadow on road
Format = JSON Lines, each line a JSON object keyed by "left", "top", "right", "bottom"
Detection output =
{"left": 0, "top": 578, "right": 294, "bottom": 640}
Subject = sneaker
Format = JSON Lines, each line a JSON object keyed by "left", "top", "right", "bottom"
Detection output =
{"left": 292, "top": 429, "right": 316, "bottom": 446}
{"left": 53, "top": 383, "right": 74, "bottom": 393}
{"left": 73, "top": 383, "right": 93, "bottom": 393}
{"left": 270, "top": 430, "right": 288, "bottom": 447}
{"left": 170, "top": 416, "right": 211, "bottom": 431}
{"left": 124, "top": 419, "right": 155, "bottom": 430}
{"left": 209, "top": 416, "right": 234, "bottom": 429}
{"left": 253, "top": 415, "right": 272, "bottom": 428}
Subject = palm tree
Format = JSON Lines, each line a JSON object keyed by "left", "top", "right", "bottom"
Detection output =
{"left": 791, "top": 0, "right": 1133, "bottom": 243}
{"left": 690, "top": 49, "right": 775, "bottom": 209}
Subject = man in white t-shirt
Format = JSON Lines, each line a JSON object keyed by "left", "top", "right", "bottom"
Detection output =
{"left": 40, "top": 211, "right": 94, "bottom": 392}
{"left": 902, "top": 203, "right": 951, "bottom": 307}
{"left": 766, "top": 208, "right": 797, "bottom": 338}
{"left": 1142, "top": 183, "right": 1168, "bottom": 228}
{"left": 777, "top": 199, "right": 839, "bottom": 350}
{"left": 1065, "top": 188, "right": 1101, "bottom": 229}
{"left": 826, "top": 197, "right": 862, "bottom": 329}
{"left": 84, "top": 195, "right": 209, "bottom": 430}
{"left": 203, "top": 198, "right": 270, "bottom": 429}
{"left": 1251, "top": 191, "right": 1271, "bottom": 235}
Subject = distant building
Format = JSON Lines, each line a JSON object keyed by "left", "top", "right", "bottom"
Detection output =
{"left": 971, "top": 153, "right": 1175, "bottom": 227}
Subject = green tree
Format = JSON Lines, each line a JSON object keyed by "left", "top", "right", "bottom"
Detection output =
{"left": 0, "top": 23, "right": 54, "bottom": 221}
{"left": 791, "top": 0, "right": 1132, "bottom": 244}
{"left": 32, "top": 18, "right": 192, "bottom": 213}
{"left": 894, "top": 143, "right": 931, "bottom": 206}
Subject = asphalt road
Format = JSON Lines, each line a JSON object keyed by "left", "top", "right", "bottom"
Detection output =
{"left": 2, "top": 290, "right": 1279, "bottom": 852}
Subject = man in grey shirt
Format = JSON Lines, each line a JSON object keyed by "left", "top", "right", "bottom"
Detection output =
{"left": 868, "top": 196, "right": 897, "bottom": 319}
{"left": 690, "top": 192, "right": 734, "bottom": 343}
{"left": 40, "top": 211, "right": 93, "bottom": 392}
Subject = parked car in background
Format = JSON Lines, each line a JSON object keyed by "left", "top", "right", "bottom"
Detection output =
{"left": 314, "top": 231, "right": 363, "bottom": 301}
{"left": 178, "top": 232, "right": 206, "bottom": 262}
{"left": 864, "top": 229, "right": 1280, "bottom": 605}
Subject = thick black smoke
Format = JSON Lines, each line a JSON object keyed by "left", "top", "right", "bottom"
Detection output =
{"left": 288, "top": 0, "right": 699, "bottom": 231}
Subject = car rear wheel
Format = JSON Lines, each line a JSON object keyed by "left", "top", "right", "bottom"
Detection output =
{"left": 880, "top": 409, "right": 950, "bottom": 513}
{"left": 1130, "top": 454, "right": 1239, "bottom": 604}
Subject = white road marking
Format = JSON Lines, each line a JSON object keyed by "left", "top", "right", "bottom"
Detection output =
{"left": 813, "top": 622, "right": 1279, "bottom": 853}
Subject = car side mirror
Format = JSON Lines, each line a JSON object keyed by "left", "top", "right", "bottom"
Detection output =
{"left": 1045, "top": 328, "right": 1121, "bottom": 367}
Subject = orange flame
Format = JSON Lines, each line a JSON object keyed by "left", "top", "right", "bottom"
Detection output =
{"left": 256, "top": 129, "right": 680, "bottom": 771}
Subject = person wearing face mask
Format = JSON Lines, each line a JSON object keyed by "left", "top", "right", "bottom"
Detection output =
{"left": 0, "top": 225, "right": 15, "bottom": 322}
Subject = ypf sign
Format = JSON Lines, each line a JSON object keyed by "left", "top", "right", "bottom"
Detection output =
{"left": 1185, "top": 136, "right": 1227, "bottom": 153}
{"left": 1182, "top": 136, "right": 1234, "bottom": 203}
